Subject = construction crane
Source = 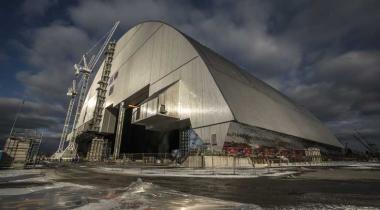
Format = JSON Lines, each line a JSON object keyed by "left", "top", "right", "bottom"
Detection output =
{"left": 53, "top": 21, "right": 120, "bottom": 160}
{"left": 54, "top": 80, "right": 77, "bottom": 155}
{"left": 353, "top": 130, "right": 377, "bottom": 156}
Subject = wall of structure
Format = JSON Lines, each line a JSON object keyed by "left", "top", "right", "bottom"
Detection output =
{"left": 183, "top": 155, "right": 254, "bottom": 168}
{"left": 78, "top": 22, "right": 233, "bottom": 137}
{"left": 189, "top": 39, "right": 342, "bottom": 148}
{"left": 225, "top": 122, "right": 341, "bottom": 153}
{"left": 193, "top": 122, "right": 230, "bottom": 151}
{"left": 76, "top": 21, "right": 342, "bottom": 151}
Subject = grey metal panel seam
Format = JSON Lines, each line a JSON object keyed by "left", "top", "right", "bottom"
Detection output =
{"left": 184, "top": 37, "right": 237, "bottom": 121}
{"left": 111, "top": 23, "right": 164, "bottom": 76}
{"left": 150, "top": 55, "right": 199, "bottom": 86}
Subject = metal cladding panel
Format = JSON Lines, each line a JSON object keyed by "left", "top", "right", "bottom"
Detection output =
{"left": 188, "top": 39, "right": 342, "bottom": 148}
{"left": 149, "top": 57, "right": 234, "bottom": 128}
{"left": 107, "top": 21, "right": 232, "bottom": 128}
{"left": 149, "top": 69, "right": 180, "bottom": 95}
{"left": 179, "top": 58, "right": 234, "bottom": 128}
{"left": 77, "top": 21, "right": 228, "bottom": 131}
{"left": 225, "top": 122, "right": 340, "bottom": 153}
{"left": 225, "top": 122, "right": 307, "bottom": 151}
{"left": 108, "top": 23, "right": 163, "bottom": 106}
{"left": 111, "top": 22, "right": 162, "bottom": 74}
{"left": 164, "top": 82, "right": 180, "bottom": 118}
{"left": 147, "top": 98, "right": 158, "bottom": 118}
{"left": 100, "top": 108, "right": 116, "bottom": 133}
{"left": 193, "top": 122, "right": 230, "bottom": 151}
{"left": 81, "top": 95, "right": 97, "bottom": 124}
{"left": 106, "top": 23, "right": 199, "bottom": 107}
{"left": 113, "top": 24, "right": 140, "bottom": 58}
{"left": 145, "top": 81, "right": 180, "bottom": 119}
{"left": 148, "top": 25, "right": 198, "bottom": 84}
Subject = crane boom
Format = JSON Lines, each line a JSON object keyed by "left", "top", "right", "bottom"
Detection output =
{"left": 353, "top": 133, "right": 370, "bottom": 151}
{"left": 88, "top": 21, "right": 119, "bottom": 70}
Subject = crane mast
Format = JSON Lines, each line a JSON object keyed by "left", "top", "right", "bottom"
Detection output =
{"left": 71, "top": 56, "right": 91, "bottom": 139}
{"left": 58, "top": 80, "right": 77, "bottom": 151}
{"left": 53, "top": 21, "right": 120, "bottom": 160}
{"left": 353, "top": 131, "right": 370, "bottom": 151}
{"left": 51, "top": 80, "right": 77, "bottom": 159}
{"left": 353, "top": 130, "right": 377, "bottom": 156}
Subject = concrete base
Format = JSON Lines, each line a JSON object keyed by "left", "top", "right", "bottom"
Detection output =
{"left": 204, "top": 156, "right": 253, "bottom": 168}
{"left": 183, "top": 155, "right": 254, "bottom": 168}
{"left": 183, "top": 156, "right": 204, "bottom": 168}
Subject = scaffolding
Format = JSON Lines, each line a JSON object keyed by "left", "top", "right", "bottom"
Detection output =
{"left": 91, "top": 41, "right": 116, "bottom": 132}
{"left": 86, "top": 138, "right": 110, "bottom": 161}
{"left": 179, "top": 129, "right": 190, "bottom": 158}
{"left": 1, "top": 128, "right": 43, "bottom": 168}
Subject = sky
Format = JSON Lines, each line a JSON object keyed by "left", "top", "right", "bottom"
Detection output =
{"left": 0, "top": 0, "right": 379, "bottom": 154}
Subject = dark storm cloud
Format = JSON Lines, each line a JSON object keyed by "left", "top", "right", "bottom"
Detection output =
{"left": 0, "top": 97, "right": 64, "bottom": 150}
{"left": 1, "top": 0, "right": 379, "bottom": 152}
{"left": 3, "top": 23, "right": 91, "bottom": 152}
{"left": 285, "top": 83, "right": 355, "bottom": 122}
{"left": 21, "top": 0, "right": 58, "bottom": 17}
{"left": 68, "top": 0, "right": 302, "bottom": 82}
{"left": 307, "top": 51, "right": 380, "bottom": 92}
{"left": 0, "top": 50, "right": 9, "bottom": 62}
{"left": 269, "top": 0, "right": 380, "bottom": 147}
{"left": 16, "top": 23, "right": 91, "bottom": 103}
{"left": 274, "top": 0, "right": 380, "bottom": 49}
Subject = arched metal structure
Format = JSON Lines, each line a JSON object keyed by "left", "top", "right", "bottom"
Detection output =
{"left": 75, "top": 21, "right": 343, "bottom": 159}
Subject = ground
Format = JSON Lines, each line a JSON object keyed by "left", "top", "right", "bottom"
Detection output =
{"left": 1, "top": 163, "right": 380, "bottom": 209}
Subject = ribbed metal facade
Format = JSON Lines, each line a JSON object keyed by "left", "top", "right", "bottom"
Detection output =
{"left": 76, "top": 21, "right": 343, "bottom": 152}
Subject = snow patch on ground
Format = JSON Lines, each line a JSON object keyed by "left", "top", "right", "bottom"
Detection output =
{"left": 10, "top": 176, "right": 50, "bottom": 183}
{"left": 74, "top": 178, "right": 380, "bottom": 210}
{"left": 0, "top": 169, "right": 43, "bottom": 178}
{"left": 343, "top": 162, "right": 380, "bottom": 170}
{"left": 93, "top": 167, "right": 298, "bottom": 178}
{"left": 92, "top": 161, "right": 380, "bottom": 178}
{"left": 74, "top": 199, "right": 119, "bottom": 210}
{"left": 261, "top": 171, "right": 296, "bottom": 177}
{"left": 0, "top": 182, "right": 95, "bottom": 196}
{"left": 0, "top": 172, "right": 95, "bottom": 196}
{"left": 74, "top": 178, "right": 260, "bottom": 210}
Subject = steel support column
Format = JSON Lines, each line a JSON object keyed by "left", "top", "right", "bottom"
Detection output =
{"left": 113, "top": 101, "right": 125, "bottom": 159}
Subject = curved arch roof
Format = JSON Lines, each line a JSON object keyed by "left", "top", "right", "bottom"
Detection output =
{"left": 79, "top": 21, "right": 343, "bottom": 148}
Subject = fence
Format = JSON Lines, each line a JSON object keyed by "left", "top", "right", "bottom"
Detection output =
{"left": 119, "top": 153, "right": 174, "bottom": 165}
{"left": 83, "top": 151, "right": 353, "bottom": 170}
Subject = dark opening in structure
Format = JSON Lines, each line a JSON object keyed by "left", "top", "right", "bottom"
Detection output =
{"left": 119, "top": 108, "right": 179, "bottom": 154}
